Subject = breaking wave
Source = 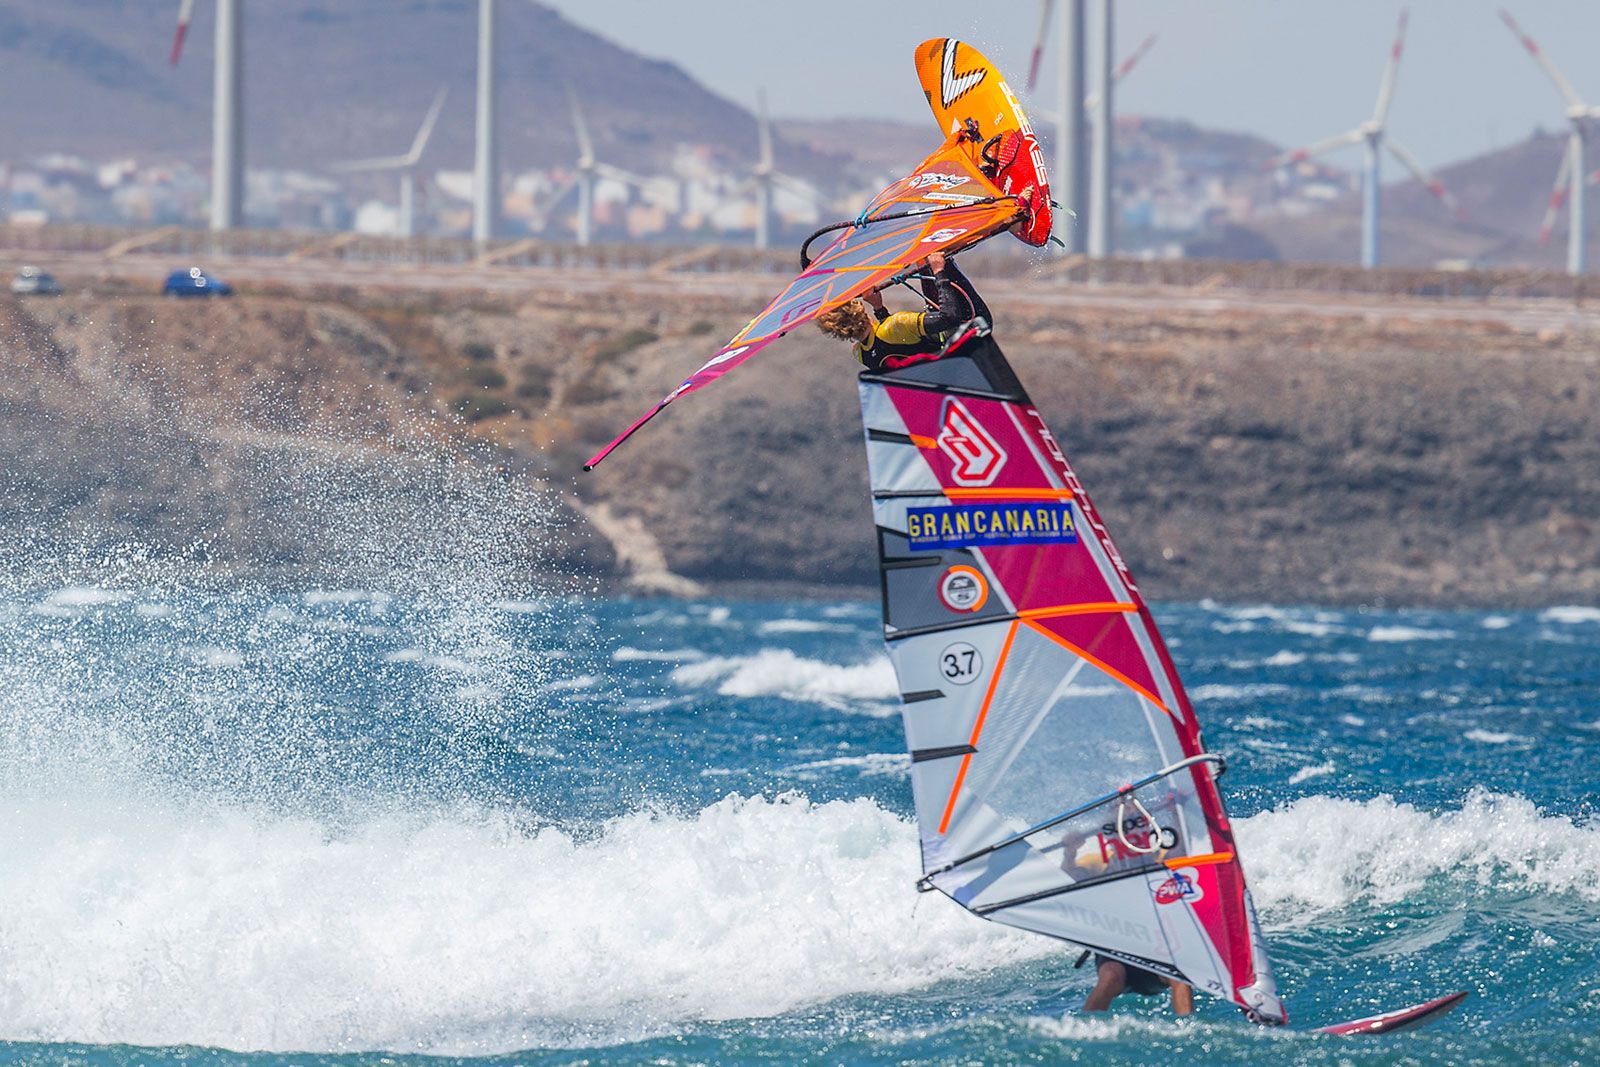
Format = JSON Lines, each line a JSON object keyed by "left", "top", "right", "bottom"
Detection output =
{"left": 0, "top": 792, "right": 1043, "bottom": 1055}
{"left": 671, "top": 649, "right": 898, "bottom": 709}
{"left": 1237, "top": 789, "right": 1600, "bottom": 916}
{"left": 1, "top": 783, "right": 1593, "bottom": 1055}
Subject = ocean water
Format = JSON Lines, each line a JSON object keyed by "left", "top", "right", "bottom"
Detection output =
{"left": 2, "top": 584, "right": 1598, "bottom": 1066}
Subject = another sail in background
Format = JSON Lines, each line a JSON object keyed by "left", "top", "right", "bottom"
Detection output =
{"left": 859, "top": 329, "right": 1287, "bottom": 1025}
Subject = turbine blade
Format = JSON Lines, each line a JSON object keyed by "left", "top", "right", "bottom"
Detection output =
{"left": 1265, "top": 128, "right": 1365, "bottom": 170}
{"left": 771, "top": 170, "right": 829, "bottom": 206}
{"left": 594, "top": 162, "right": 648, "bottom": 187}
{"left": 565, "top": 84, "right": 594, "bottom": 167}
{"left": 1498, "top": 8, "right": 1586, "bottom": 109}
{"left": 169, "top": 0, "right": 196, "bottom": 66}
{"left": 757, "top": 88, "right": 773, "bottom": 171}
{"left": 1385, "top": 138, "right": 1462, "bottom": 217}
{"left": 1539, "top": 145, "right": 1573, "bottom": 244}
{"left": 1372, "top": 8, "right": 1409, "bottom": 126}
{"left": 1028, "top": 0, "right": 1057, "bottom": 92}
{"left": 1113, "top": 32, "right": 1158, "bottom": 84}
{"left": 405, "top": 87, "right": 449, "bottom": 164}
{"left": 331, "top": 154, "right": 414, "bottom": 173}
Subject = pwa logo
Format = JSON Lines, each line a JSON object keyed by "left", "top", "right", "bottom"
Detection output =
{"left": 1154, "top": 868, "right": 1204, "bottom": 906}
{"left": 937, "top": 398, "right": 1007, "bottom": 486}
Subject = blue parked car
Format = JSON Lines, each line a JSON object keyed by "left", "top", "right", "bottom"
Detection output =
{"left": 162, "top": 266, "right": 233, "bottom": 297}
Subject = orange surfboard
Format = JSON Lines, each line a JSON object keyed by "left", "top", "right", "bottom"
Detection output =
{"left": 914, "top": 38, "right": 1053, "bottom": 247}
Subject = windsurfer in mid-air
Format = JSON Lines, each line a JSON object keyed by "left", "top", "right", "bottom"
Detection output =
{"left": 815, "top": 251, "right": 990, "bottom": 371}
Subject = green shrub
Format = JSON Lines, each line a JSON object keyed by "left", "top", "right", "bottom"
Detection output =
{"left": 592, "top": 327, "right": 658, "bottom": 364}
{"left": 688, "top": 319, "right": 716, "bottom": 336}
{"left": 462, "top": 341, "right": 495, "bottom": 362}
{"left": 516, "top": 372, "right": 550, "bottom": 403}
{"left": 465, "top": 365, "right": 508, "bottom": 390}
{"left": 452, "top": 394, "right": 514, "bottom": 422}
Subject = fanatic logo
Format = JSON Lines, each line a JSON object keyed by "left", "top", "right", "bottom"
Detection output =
{"left": 940, "top": 39, "right": 986, "bottom": 108}
{"left": 937, "top": 398, "right": 1007, "bottom": 486}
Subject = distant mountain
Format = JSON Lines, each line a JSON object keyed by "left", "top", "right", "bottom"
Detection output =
{"left": 0, "top": 0, "right": 842, "bottom": 182}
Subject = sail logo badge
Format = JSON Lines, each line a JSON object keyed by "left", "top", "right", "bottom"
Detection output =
{"left": 937, "top": 565, "right": 988, "bottom": 613}
{"left": 1154, "top": 867, "right": 1204, "bottom": 906}
{"left": 937, "top": 398, "right": 1006, "bottom": 486}
{"left": 939, "top": 39, "right": 986, "bottom": 108}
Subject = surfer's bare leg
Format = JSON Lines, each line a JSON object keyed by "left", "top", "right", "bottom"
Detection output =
{"left": 1084, "top": 959, "right": 1128, "bottom": 1012}
{"left": 1168, "top": 980, "right": 1194, "bottom": 1016}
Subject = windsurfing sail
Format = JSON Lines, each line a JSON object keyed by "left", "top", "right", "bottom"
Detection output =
{"left": 583, "top": 134, "right": 1023, "bottom": 470}
{"left": 859, "top": 327, "right": 1287, "bottom": 1025}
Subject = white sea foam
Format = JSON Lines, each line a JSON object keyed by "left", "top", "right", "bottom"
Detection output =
{"left": 783, "top": 753, "right": 910, "bottom": 778}
{"left": 383, "top": 648, "right": 474, "bottom": 674}
{"left": 1541, "top": 605, "right": 1600, "bottom": 625}
{"left": 1287, "top": 761, "right": 1336, "bottom": 785}
{"left": 0, "top": 793, "right": 1048, "bottom": 1054}
{"left": 490, "top": 599, "right": 547, "bottom": 614}
{"left": 1463, "top": 728, "right": 1527, "bottom": 745}
{"left": 1238, "top": 790, "right": 1600, "bottom": 917}
{"left": 1189, "top": 683, "right": 1289, "bottom": 702}
{"left": 671, "top": 650, "right": 898, "bottom": 708}
{"left": 1367, "top": 625, "right": 1455, "bottom": 642}
{"left": 612, "top": 647, "right": 706, "bottom": 663}
{"left": 1480, "top": 615, "right": 1513, "bottom": 630}
{"left": 195, "top": 647, "right": 245, "bottom": 668}
{"left": 756, "top": 619, "right": 854, "bottom": 635}
{"left": 31, "top": 587, "right": 134, "bottom": 616}
{"left": 541, "top": 675, "right": 599, "bottom": 694}
{"left": 304, "top": 589, "right": 391, "bottom": 609}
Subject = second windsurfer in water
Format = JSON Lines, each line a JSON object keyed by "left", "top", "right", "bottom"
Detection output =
{"left": 1084, "top": 955, "right": 1194, "bottom": 1016}
{"left": 815, "top": 251, "right": 990, "bottom": 371}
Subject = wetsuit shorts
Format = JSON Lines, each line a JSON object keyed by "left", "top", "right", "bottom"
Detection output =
{"left": 1095, "top": 955, "right": 1169, "bottom": 997}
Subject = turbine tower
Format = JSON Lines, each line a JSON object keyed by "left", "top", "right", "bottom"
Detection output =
{"left": 332, "top": 89, "right": 448, "bottom": 238}
{"left": 1266, "top": 9, "right": 1458, "bottom": 269}
{"left": 169, "top": 0, "right": 243, "bottom": 231}
{"left": 747, "top": 89, "right": 830, "bottom": 249}
{"left": 1499, "top": 9, "right": 1598, "bottom": 275}
{"left": 1088, "top": 0, "right": 1114, "bottom": 259}
{"left": 473, "top": 0, "right": 498, "bottom": 243}
{"left": 558, "top": 86, "right": 655, "bottom": 246}
{"left": 1033, "top": 2, "right": 1150, "bottom": 255}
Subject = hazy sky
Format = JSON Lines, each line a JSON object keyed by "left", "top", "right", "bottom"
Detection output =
{"left": 542, "top": 0, "right": 1599, "bottom": 171}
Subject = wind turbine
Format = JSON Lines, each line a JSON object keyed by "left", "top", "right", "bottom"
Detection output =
{"left": 169, "top": 0, "right": 243, "bottom": 231}
{"left": 1498, "top": 9, "right": 1599, "bottom": 275}
{"left": 473, "top": 0, "right": 498, "bottom": 243}
{"left": 556, "top": 86, "right": 657, "bottom": 246}
{"left": 1265, "top": 9, "right": 1458, "bottom": 269}
{"left": 1027, "top": 0, "right": 1087, "bottom": 254}
{"left": 1027, "top": 1, "right": 1129, "bottom": 257}
{"left": 748, "top": 89, "right": 831, "bottom": 249}
{"left": 332, "top": 89, "right": 448, "bottom": 238}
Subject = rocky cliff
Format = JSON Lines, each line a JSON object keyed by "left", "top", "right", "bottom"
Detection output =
{"left": 4, "top": 270, "right": 1597, "bottom": 607}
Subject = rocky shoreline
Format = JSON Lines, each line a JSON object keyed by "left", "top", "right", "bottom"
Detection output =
{"left": 3, "top": 270, "right": 1597, "bottom": 608}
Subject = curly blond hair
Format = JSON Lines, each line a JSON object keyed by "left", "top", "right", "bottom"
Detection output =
{"left": 816, "top": 299, "right": 872, "bottom": 341}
